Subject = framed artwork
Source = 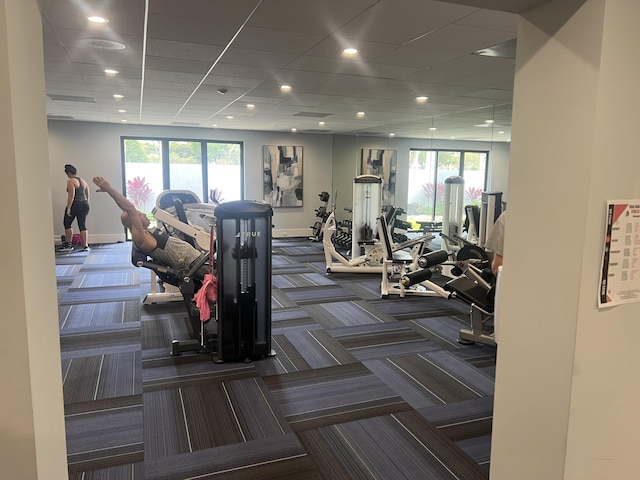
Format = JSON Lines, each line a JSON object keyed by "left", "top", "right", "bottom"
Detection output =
{"left": 263, "top": 145, "right": 303, "bottom": 207}
{"left": 361, "top": 148, "right": 397, "bottom": 205}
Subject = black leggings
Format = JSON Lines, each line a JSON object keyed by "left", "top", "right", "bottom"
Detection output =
{"left": 64, "top": 200, "right": 90, "bottom": 231}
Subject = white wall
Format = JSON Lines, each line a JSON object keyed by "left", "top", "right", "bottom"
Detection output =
{"left": 490, "top": 1, "right": 640, "bottom": 479}
{"left": 1, "top": 1, "right": 68, "bottom": 478}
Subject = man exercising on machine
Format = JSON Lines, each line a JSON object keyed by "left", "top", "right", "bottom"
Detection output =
{"left": 92, "top": 176, "right": 208, "bottom": 275}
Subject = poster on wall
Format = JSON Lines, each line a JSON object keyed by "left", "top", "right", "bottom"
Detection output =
{"left": 598, "top": 199, "right": 640, "bottom": 308}
{"left": 263, "top": 145, "right": 303, "bottom": 207}
{"left": 361, "top": 149, "right": 397, "bottom": 205}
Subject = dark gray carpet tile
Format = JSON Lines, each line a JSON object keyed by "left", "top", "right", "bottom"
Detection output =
{"left": 330, "top": 322, "right": 442, "bottom": 361}
{"left": 272, "top": 264, "right": 318, "bottom": 276}
{"left": 480, "top": 364, "right": 496, "bottom": 377}
{"left": 144, "top": 378, "right": 291, "bottom": 461}
{"left": 271, "top": 307, "right": 320, "bottom": 335}
{"left": 362, "top": 353, "right": 485, "bottom": 410}
{"left": 456, "top": 434, "right": 492, "bottom": 469}
{"left": 144, "top": 434, "right": 320, "bottom": 480}
{"left": 141, "top": 355, "right": 257, "bottom": 391}
{"left": 263, "top": 364, "right": 410, "bottom": 431}
{"left": 55, "top": 254, "right": 88, "bottom": 265}
{"left": 409, "top": 315, "right": 471, "bottom": 349}
{"left": 271, "top": 288, "right": 298, "bottom": 308}
{"left": 273, "top": 245, "right": 323, "bottom": 256}
{"left": 417, "top": 397, "right": 493, "bottom": 442}
{"left": 451, "top": 346, "right": 497, "bottom": 366}
{"left": 370, "top": 295, "right": 469, "bottom": 320}
{"left": 56, "top": 264, "right": 83, "bottom": 283}
{"left": 68, "top": 462, "right": 143, "bottom": 480}
{"left": 80, "top": 252, "right": 136, "bottom": 269}
{"left": 64, "top": 393, "right": 142, "bottom": 415}
{"left": 141, "top": 314, "right": 215, "bottom": 351}
{"left": 65, "top": 403, "right": 143, "bottom": 472}
{"left": 59, "top": 300, "right": 141, "bottom": 329}
{"left": 282, "top": 285, "right": 361, "bottom": 305}
{"left": 422, "top": 350, "right": 495, "bottom": 397}
{"left": 60, "top": 284, "right": 141, "bottom": 305}
{"left": 272, "top": 271, "right": 338, "bottom": 289}
{"left": 302, "top": 300, "right": 395, "bottom": 329}
{"left": 59, "top": 324, "right": 141, "bottom": 356}
{"left": 299, "top": 411, "right": 487, "bottom": 480}
{"left": 70, "top": 270, "right": 140, "bottom": 289}
{"left": 271, "top": 329, "right": 358, "bottom": 370}
{"left": 62, "top": 351, "right": 142, "bottom": 404}
{"left": 339, "top": 277, "right": 386, "bottom": 301}
{"left": 417, "top": 396, "right": 494, "bottom": 429}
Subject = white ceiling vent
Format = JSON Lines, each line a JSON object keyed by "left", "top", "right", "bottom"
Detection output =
{"left": 48, "top": 94, "right": 96, "bottom": 103}
{"left": 293, "top": 112, "right": 333, "bottom": 118}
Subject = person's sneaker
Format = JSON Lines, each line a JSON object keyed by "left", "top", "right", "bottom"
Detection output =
{"left": 58, "top": 242, "right": 74, "bottom": 253}
{"left": 82, "top": 245, "right": 91, "bottom": 252}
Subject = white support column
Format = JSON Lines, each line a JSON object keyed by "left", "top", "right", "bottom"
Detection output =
{"left": 491, "top": 1, "right": 640, "bottom": 479}
{"left": 0, "top": 1, "right": 68, "bottom": 478}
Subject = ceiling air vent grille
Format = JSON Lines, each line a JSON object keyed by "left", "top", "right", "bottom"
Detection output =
{"left": 47, "top": 114, "right": 75, "bottom": 120}
{"left": 48, "top": 94, "right": 96, "bottom": 103}
{"left": 293, "top": 112, "right": 332, "bottom": 118}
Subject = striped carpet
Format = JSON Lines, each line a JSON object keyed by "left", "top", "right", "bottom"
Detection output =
{"left": 57, "top": 238, "right": 495, "bottom": 479}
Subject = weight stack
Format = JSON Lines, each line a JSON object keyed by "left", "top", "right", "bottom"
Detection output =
{"left": 214, "top": 200, "right": 273, "bottom": 363}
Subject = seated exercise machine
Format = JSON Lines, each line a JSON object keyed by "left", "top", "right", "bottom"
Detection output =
{"left": 133, "top": 248, "right": 217, "bottom": 355}
{"left": 443, "top": 259, "right": 497, "bottom": 347}
{"left": 143, "top": 190, "right": 216, "bottom": 305}
{"left": 377, "top": 214, "right": 448, "bottom": 298}
{"left": 381, "top": 218, "right": 497, "bottom": 346}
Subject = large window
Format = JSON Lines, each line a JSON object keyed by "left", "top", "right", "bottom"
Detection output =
{"left": 407, "top": 149, "right": 487, "bottom": 226}
{"left": 122, "top": 137, "right": 243, "bottom": 224}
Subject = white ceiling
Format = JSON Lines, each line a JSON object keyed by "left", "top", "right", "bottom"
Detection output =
{"left": 40, "top": 0, "right": 546, "bottom": 141}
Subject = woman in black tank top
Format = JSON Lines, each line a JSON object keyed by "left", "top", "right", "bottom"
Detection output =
{"left": 61, "top": 164, "right": 91, "bottom": 252}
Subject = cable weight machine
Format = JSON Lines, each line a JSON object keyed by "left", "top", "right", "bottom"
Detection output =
{"left": 213, "top": 200, "right": 275, "bottom": 363}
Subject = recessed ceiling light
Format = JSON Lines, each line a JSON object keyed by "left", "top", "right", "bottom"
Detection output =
{"left": 280, "top": 85, "right": 292, "bottom": 92}
{"left": 113, "top": 94, "right": 124, "bottom": 99}
{"left": 356, "top": 111, "right": 365, "bottom": 117}
{"left": 485, "top": 120, "right": 495, "bottom": 124}
{"left": 226, "top": 116, "right": 234, "bottom": 120}
{"left": 318, "top": 121, "right": 325, "bottom": 126}
{"left": 118, "top": 109, "right": 126, "bottom": 113}
{"left": 121, "top": 119, "right": 127, "bottom": 123}
{"left": 246, "top": 104, "right": 255, "bottom": 109}
{"left": 291, "top": 128, "right": 297, "bottom": 132}
{"left": 499, "top": 131, "right": 505, "bottom": 134}
{"left": 451, "top": 136, "right": 456, "bottom": 139}
{"left": 342, "top": 48, "right": 359, "bottom": 56}
{"left": 104, "top": 69, "right": 119, "bottom": 75}
{"left": 88, "top": 16, "right": 109, "bottom": 24}
{"left": 429, "top": 127, "right": 437, "bottom": 131}
{"left": 389, "top": 133, "right": 395, "bottom": 137}
{"left": 212, "top": 124, "right": 218, "bottom": 128}
{"left": 416, "top": 96, "right": 428, "bottom": 103}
